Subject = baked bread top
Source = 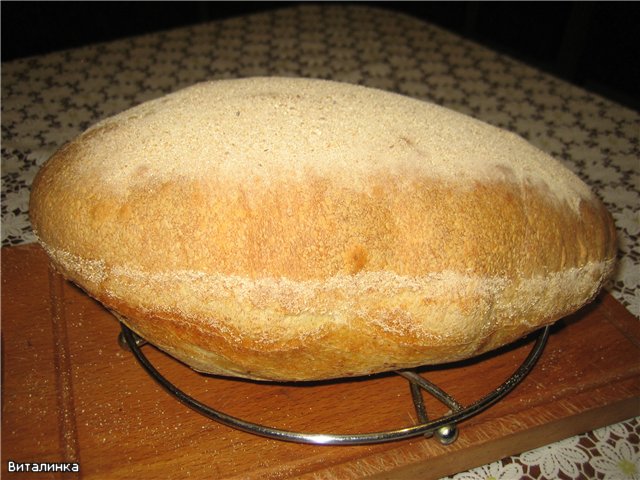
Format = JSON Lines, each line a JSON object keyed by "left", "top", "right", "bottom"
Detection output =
{"left": 29, "top": 77, "right": 617, "bottom": 380}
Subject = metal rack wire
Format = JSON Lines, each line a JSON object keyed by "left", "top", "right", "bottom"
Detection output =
{"left": 119, "top": 323, "right": 549, "bottom": 446}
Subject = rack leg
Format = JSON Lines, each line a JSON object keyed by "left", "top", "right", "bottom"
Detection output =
{"left": 409, "top": 381, "right": 433, "bottom": 438}
{"left": 118, "top": 330, "right": 147, "bottom": 352}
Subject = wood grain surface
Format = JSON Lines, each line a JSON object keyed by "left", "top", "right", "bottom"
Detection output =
{"left": 2, "top": 244, "right": 639, "bottom": 479}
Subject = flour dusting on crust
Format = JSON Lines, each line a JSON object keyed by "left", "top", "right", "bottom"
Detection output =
{"left": 77, "top": 77, "right": 592, "bottom": 210}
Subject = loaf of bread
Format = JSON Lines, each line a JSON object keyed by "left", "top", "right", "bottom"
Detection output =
{"left": 29, "top": 77, "right": 616, "bottom": 381}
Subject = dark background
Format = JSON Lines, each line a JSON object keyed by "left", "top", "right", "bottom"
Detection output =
{"left": 2, "top": 1, "right": 639, "bottom": 110}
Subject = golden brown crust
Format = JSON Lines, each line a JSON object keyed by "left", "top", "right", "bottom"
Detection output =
{"left": 29, "top": 77, "right": 617, "bottom": 381}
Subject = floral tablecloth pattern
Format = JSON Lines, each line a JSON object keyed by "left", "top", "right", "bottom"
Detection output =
{"left": 2, "top": 5, "right": 638, "bottom": 479}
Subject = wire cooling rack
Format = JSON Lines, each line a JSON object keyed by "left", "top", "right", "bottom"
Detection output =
{"left": 118, "top": 323, "right": 549, "bottom": 446}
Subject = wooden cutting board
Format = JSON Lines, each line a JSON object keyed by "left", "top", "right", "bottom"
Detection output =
{"left": 2, "top": 244, "right": 639, "bottom": 479}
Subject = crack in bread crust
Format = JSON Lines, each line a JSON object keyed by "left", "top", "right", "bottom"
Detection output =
{"left": 40, "top": 238, "right": 614, "bottom": 381}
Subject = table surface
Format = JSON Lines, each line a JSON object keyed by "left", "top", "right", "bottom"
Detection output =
{"left": 1, "top": 4, "right": 638, "bottom": 479}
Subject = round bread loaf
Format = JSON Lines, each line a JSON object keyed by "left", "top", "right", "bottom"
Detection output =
{"left": 29, "top": 77, "right": 616, "bottom": 381}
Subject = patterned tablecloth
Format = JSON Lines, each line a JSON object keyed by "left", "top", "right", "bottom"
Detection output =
{"left": 2, "top": 5, "right": 638, "bottom": 479}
